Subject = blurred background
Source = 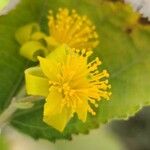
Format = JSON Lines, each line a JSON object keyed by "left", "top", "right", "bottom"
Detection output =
{"left": 1, "top": 106, "right": 150, "bottom": 150}
{"left": 111, "top": 107, "right": 150, "bottom": 150}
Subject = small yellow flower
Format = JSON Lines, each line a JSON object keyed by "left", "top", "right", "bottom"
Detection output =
{"left": 25, "top": 45, "right": 111, "bottom": 132}
{"left": 15, "top": 8, "right": 99, "bottom": 61}
{"left": 46, "top": 8, "right": 99, "bottom": 50}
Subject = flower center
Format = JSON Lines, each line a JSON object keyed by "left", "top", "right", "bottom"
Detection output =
{"left": 47, "top": 8, "right": 99, "bottom": 50}
{"left": 49, "top": 48, "right": 111, "bottom": 114}
{"left": 61, "top": 83, "right": 75, "bottom": 97}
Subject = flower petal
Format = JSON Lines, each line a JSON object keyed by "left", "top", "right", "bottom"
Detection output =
{"left": 15, "top": 23, "right": 40, "bottom": 44}
{"left": 38, "top": 44, "right": 68, "bottom": 80}
{"left": 25, "top": 66, "right": 49, "bottom": 97}
{"left": 20, "top": 41, "right": 48, "bottom": 62}
{"left": 46, "top": 44, "right": 68, "bottom": 62}
{"left": 44, "top": 87, "right": 73, "bottom": 132}
{"left": 76, "top": 98, "right": 88, "bottom": 122}
{"left": 38, "top": 56, "right": 58, "bottom": 80}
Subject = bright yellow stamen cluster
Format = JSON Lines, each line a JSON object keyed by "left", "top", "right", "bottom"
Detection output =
{"left": 47, "top": 8, "right": 99, "bottom": 50}
{"left": 47, "top": 47, "right": 111, "bottom": 116}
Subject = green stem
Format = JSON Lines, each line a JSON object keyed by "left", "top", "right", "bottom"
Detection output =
{"left": 15, "top": 84, "right": 26, "bottom": 98}
{"left": 0, "top": 98, "right": 17, "bottom": 128}
{"left": 0, "top": 86, "right": 43, "bottom": 128}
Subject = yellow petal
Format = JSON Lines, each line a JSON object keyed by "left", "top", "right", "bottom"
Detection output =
{"left": 76, "top": 98, "right": 88, "bottom": 122}
{"left": 44, "top": 87, "right": 73, "bottom": 132}
{"left": 38, "top": 56, "right": 58, "bottom": 80}
{"left": 46, "top": 44, "right": 68, "bottom": 63}
{"left": 20, "top": 41, "right": 48, "bottom": 62}
{"left": 25, "top": 67, "right": 49, "bottom": 97}
{"left": 31, "top": 32, "right": 47, "bottom": 41}
{"left": 44, "top": 36, "right": 59, "bottom": 47}
{"left": 15, "top": 23, "right": 40, "bottom": 44}
{"left": 38, "top": 44, "right": 69, "bottom": 79}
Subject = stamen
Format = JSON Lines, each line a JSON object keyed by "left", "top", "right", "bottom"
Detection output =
{"left": 47, "top": 48, "right": 111, "bottom": 117}
{"left": 47, "top": 8, "right": 99, "bottom": 50}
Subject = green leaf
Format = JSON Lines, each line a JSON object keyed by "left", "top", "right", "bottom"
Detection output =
{"left": 0, "top": 0, "right": 150, "bottom": 141}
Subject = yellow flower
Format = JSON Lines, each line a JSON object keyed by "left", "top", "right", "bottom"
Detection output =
{"left": 46, "top": 8, "right": 99, "bottom": 50}
{"left": 15, "top": 8, "right": 99, "bottom": 61}
{"left": 25, "top": 45, "right": 111, "bottom": 132}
